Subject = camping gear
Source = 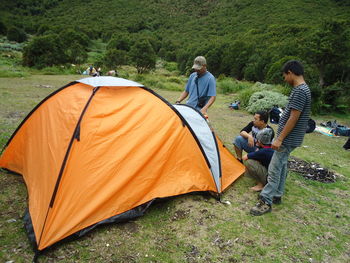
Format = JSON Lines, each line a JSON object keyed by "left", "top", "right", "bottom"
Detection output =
{"left": 0, "top": 76, "right": 244, "bottom": 255}
{"left": 229, "top": 101, "right": 240, "bottom": 110}
{"left": 269, "top": 106, "right": 282, "bottom": 124}
{"left": 314, "top": 126, "right": 338, "bottom": 137}
{"left": 343, "top": 138, "right": 350, "bottom": 150}
{"left": 320, "top": 120, "right": 350, "bottom": 136}
{"left": 333, "top": 125, "right": 350, "bottom": 136}
{"left": 306, "top": 118, "right": 316, "bottom": 133}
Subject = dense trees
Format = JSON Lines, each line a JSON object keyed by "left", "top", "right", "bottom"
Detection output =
{"left": 2, "top": 0, "right": 350, "bottom": 112}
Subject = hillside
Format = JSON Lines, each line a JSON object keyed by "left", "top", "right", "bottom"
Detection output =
{"left": 1, "top": 0, "right": 350, "bottom": 112}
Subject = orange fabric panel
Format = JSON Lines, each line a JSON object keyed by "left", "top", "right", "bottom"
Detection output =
{"left": 0, "top": 83, "right": 94, "bottom": 244}
{"left": 217, "top": 137, "right": 245, "bottom": 192}
{"left": 39, "top": 86, "right": 216, "bottom": 249}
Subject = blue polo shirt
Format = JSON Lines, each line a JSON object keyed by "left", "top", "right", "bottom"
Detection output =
{"left": 185, "top": 71, "right": 216, "bottom": 109}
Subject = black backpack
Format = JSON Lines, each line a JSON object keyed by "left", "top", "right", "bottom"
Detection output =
{"left": 306, "top": 118, "right": 316, "bottom": 133}
{"left": 343, "top": 138, "right": 350, "bottom": 150}
{"left": 269, "top": 106, "right": 281, "bottom": 124}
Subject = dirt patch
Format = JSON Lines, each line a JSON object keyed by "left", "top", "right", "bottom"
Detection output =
{"left": 117, "top": 221, "right": 140, "bottom": 234}
{"left": 288, "top": 156, "right": 340, "bottom": 183}
{"left": 171, "top": 209, "right": 190, "bottom": 221}
{"left": 6, "top": 111, "right": 24, "bottom": 119}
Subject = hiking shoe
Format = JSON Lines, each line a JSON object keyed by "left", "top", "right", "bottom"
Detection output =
{"left": 250, "top": 199, "right": 271, "bottom": 216}
{"left": 273, "top": 197, "right": 282, "bottom": 205}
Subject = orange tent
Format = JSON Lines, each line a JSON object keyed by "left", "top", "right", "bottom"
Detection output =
{"left": 0, "top": 76, "right": 244, "bottom": 252}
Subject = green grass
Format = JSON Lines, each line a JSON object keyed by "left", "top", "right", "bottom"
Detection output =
{"left": 0, "top": 73, "right": 349, "bottom": 263}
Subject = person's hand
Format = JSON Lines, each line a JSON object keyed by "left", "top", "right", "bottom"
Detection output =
{"left": 242, "top": 155, "right": 248, "bottom": 161}
{"left": 248, "top": 136, "right": 254, "bottom": 147}
{"left": 200, "top": 108, "right": 207, "bottom": 116}
{"left": 272, "top": 138, "right": 282, "bottom": 151}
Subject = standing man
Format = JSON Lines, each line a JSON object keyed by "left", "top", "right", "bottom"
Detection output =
{"left": 250, "top": 60, "right": 311, "bottom": 216}
{"left": 176, "top": 56, "right": 216, "bottom": 115}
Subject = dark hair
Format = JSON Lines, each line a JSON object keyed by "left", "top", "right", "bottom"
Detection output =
{"left": 282, "top": 60, "right": 304, "bottom": 76}
{"left": 255, "top": 111, "right": 269, "bottom": 123}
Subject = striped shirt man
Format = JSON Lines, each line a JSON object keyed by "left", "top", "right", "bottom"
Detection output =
{"left": 278, "top": 83, "right": 311, "bottom": 147}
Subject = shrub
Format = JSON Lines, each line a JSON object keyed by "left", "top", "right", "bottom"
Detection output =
{"left": 7, "top": 27, "right": 27, "bottom": 43}
{"left": 237, "top": 86, "right": 262, "bottom": 108}
{"left": 0, "top": 20, "right": 7, "bottom": 35}
{"left": 22, "top": 34, "right": 67, "bottom": 68}
{"left": 164, "top": 61, "right": 178, "bottom": 72}
{"left": 167, "top": 76, "right": 182, "bottom": 84}
{"left": 103, "top": 49, "right": 129, "bottom": 69}
{"left": 130, "top": 39, "right": 156, "bottom": 74}
{"left": 246, "top": 90, "right": 288, "bottom": 113}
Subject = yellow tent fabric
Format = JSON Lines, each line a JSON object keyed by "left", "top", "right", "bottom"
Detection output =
{"left": 0, "top": 77, "right": 244, "bottom": 251}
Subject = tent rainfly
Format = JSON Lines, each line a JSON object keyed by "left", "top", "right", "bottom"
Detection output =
{"left": 0, "top": 76, "right": 245, "bottom": 255}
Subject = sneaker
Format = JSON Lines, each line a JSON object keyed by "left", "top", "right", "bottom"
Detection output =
{"left": 250, "top": 199, "right": 271, "bottom": 216}
{"left": 272, "top": 197, "right": 282, "bottom": 205}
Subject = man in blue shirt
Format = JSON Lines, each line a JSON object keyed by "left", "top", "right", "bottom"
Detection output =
{"left": 176, "top": 56, "right": 216, "bottom": 115}
{"left": 243, "top": 128, "right": 274, "bottom": 192}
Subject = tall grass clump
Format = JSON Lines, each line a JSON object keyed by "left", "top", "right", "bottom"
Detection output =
{"left": 41, "top": 66, "right": 78, "bottom": 75}
{"left": 217, "top": 78, "right": 252, "bottom": 94}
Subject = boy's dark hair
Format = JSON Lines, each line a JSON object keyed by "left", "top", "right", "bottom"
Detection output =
{"left": 255, "top": 111, "right": 269, "bottom": 123}
{"left": 282, "top": 60, "right": 304, "bottom": 76}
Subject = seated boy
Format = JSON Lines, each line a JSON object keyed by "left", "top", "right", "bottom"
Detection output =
{"left": 233, "top": 111, "right": 274, "bottom": 163}
{"left": 242, "top": 128, "right": 274, "bottom": 192}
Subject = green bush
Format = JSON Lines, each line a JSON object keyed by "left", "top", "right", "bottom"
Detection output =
{"left": 246, "top": 90, "right": 288, "bottom": 113}
{"left": 237, "top": 86, "right": 262, "bottom": 108}
{"left": 0, "top": 20, "right": 7, "bottom": 35}
{"left": 164, "top": 61, "right": 178, "bottom": 72}
{"left": 130, "top": 39, "right": 156, "bottom": 74}
{"left": 22, "top": 34, "right": 68, "bottom": 68}
{"left": 7, "top": 27, "right": 27, "bottom": 43}
{"left": 167, "top": 76, "right": 182, "bottom": 84}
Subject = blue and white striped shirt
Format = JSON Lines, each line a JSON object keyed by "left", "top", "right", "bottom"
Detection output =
{"left": 277, "top": 83, "right": 311, "bottom": 147}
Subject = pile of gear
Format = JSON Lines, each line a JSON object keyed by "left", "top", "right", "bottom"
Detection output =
{"left": 288, "top": 156, "right": 339, "bottom": 183}
{"left": 320, "top": 120, "right": 350, "bottom": 136}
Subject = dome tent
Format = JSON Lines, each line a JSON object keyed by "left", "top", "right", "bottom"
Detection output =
{"left": 0, "top": 76, "right": 244, "bottom": 256}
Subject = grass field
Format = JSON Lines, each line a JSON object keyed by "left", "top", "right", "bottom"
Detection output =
{"left": 0, "top": 74, "right": 349, "bottom": 263}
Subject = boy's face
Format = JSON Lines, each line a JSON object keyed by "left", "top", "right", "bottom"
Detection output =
{"left": 253, "top": 114, "right": 265, "bottom": 128}
{"left": 283, "top": 71, "right": 294, "bottom": 86}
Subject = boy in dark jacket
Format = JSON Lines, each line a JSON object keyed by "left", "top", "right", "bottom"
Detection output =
{"left": 243, "top": 128, "right": 274, "bottom": 191}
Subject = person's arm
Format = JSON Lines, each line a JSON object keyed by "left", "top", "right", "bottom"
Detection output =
{"left": 176, "top": 91, "right": 189, "bottom": 104}
{"left": 272, "top": 109, "right": 301, "bottom": 150}
{"left": 240, "top": 122, "right": 254, "bottom": 147}
{"left": 200, "top": 96, "right": 216, "bottom": 115}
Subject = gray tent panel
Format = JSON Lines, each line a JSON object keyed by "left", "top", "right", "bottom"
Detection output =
{"left": 173, "top": 104, "right": 221, "bottom": 191}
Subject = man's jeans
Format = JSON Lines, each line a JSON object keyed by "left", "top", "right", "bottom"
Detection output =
{"left": 233, "top": 135, "right": 257, "bottom": 153}
{"left": 260, "top": 145, "right": 296, "bottom": 205}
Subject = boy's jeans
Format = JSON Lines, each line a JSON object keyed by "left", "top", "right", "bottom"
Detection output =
{"left": 260, "top": 145, "right": 296, "bottom": 205}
